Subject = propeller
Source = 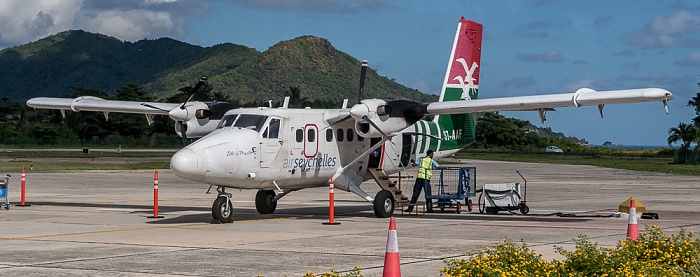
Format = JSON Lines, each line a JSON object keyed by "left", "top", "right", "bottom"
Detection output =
{"left": 181, "top": 77, "right": 208, "bottom": 110}
{"left": 140, "top": 103, "right": 170, "bottom": 112}
{"left": 357, "top": 60, "right": 368, "bottom": 104}
{"left": 361, "top": 115, "right": 388, "bottom": 137}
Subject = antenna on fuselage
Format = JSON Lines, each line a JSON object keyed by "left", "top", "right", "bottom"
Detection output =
{"left": 282, "top": 96, "right": 290, "bottom": 109}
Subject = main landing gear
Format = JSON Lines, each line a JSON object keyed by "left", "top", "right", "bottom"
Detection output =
{"left": 255, "top": 190, "right": 277, "bottom": 214}
{"left": 373, "top": 190, "right": 395, "bottom": 218}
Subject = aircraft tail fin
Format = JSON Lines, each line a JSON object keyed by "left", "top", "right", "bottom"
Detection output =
{"left": 435, "top": 18, "right": 483, "bottom": 150}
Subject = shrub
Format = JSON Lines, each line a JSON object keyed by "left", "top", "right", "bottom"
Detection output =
{"left": 441, "top": 225, "right": 699, "bottom": 277}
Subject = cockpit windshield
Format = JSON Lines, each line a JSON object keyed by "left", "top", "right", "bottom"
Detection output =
{"left": 216, "top": 114, "right": 238, "bottom": 129}
{"left": 233, "top": 114, "right": 269, "bottom": 132}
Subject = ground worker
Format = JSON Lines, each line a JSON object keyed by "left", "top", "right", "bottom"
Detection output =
{"left": 405, "top": 150, "right": 444, "bottom": 212}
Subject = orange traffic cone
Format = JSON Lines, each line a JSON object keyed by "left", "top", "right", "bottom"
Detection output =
{"left": 383, "top": 217, "right": 401, "bottom": 277}
{"left": 626, "top": 199, "right": 638, "bottom": 241}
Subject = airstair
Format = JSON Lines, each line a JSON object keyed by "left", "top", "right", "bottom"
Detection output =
{"left": 368, "top": 168, "right": 409, "bottom": 204}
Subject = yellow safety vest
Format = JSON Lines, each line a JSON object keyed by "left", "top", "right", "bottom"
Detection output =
{"left": 417, "top": 156, "right": 433, "bottom": 180}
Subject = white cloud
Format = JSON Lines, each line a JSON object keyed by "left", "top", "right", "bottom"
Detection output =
{"left": 516, "top": 50, "right": 564, "bottom": 63}
{"left": 0, "top": 0, "right": 208, "bottom": 47}
{"left": 675, "top": 51, "right": 700, "bottom": 66}
{"left": 0, "top": 0, "right": 82, "bottom": 46}
{"left": 624, "top": 10, "right": 700, "bottom": 48}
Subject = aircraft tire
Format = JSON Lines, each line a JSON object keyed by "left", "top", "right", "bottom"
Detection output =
{"left": 255, "top": 190, "right": 277, "bottom": 214}
{"left": 373, "top": 190, "right": 394, "bottom": 218}
{"left": 212, "top": 197, "right": 233, "bottom": 223}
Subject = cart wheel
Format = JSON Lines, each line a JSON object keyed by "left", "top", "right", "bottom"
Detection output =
{"left": 456, "top": 202, "right": 462, "bottom": 214}
{"left": 426, "top": 201, "right": 434, "bottom": 213}
{"left": 520, "top": 204, "right": 530, "bottom": 215}
{"left": 467, "top": 199, "right": 473, "bottom": 212}
{"left": 478, "top": 193, "right": 485, "bottom": 214}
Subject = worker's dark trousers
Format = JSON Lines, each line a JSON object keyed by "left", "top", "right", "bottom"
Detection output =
{"left": 407, "top": 178, "right": 432, "bottom": 210}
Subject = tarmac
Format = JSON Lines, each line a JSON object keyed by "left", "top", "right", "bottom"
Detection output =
{"left": 1, "top": 159, "right": 699, "bottom": 276}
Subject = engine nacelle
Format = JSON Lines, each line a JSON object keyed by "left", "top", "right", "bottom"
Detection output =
{"left": 350, "top": 99, "right": 412, "bottom": 138}
{"left": 355, "top": 116, "right": 411, "bottom": 138}
{"left": 174, "top": 117, "right": 220, "bottom": 138}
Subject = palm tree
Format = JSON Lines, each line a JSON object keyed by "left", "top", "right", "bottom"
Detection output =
{"left": 668, "top": 122, "right": 697, "bottom": 164}
{"left": 668, "top": 122, "right": 696, "bottom": 150}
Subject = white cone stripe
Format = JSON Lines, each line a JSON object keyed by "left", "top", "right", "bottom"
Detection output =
{"left": 386, "top": 230, "right": 398, "bottom": 252}
{"left": 628, "top": 207, "right": 637, "bottom": 224}
{"left": 154, "top": 185, "right": 158, "bottom": 189}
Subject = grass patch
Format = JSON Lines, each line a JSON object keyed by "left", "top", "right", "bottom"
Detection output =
{"left": 0, "top": 150, "right": 176, "bottom": 158}
{"left": 456, "top": 151, "right": 700, "bottom": 176}
{"left": 0, "top": 161, "right": 170, "bottom": 171}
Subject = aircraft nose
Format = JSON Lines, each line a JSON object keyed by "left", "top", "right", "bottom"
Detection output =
{"left": 170, "top": 148, "right": 199, "bottom": 179}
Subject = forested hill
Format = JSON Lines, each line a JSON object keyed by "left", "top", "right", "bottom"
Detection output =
{"left": 0, "top": 30, "right": 435, "bottom": 104}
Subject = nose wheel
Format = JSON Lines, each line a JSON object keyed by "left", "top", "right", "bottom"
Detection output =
{"left": 212, "top": 186, "right": 233, "bottom": 223}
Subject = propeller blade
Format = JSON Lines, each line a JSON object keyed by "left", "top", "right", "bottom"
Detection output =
{"left": 178, "top": 121, "right": 188, "bottom": 146}
{"left": 357, "top": 60, "right": 368, "bottom": 104}
{"left": 362, "top": 115, "right": 388, "bottom": 137}
{"left": 140, "top": 103, "right": 170, "bottom": 112}
{"left": 180, "top": 76, "right": 208, "bottom": 110}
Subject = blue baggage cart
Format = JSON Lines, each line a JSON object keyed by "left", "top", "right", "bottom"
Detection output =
{"left": 425, "top": 167, "right": 477, "bottom": 213}
{"left": 0, "top": 174, "right": 9, "bottom": 210}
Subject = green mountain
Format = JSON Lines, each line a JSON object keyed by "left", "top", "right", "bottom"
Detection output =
{"left": 0, "top": 30, "right": 435, "bottom": 104}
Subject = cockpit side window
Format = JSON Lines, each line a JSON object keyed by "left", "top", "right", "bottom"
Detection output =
{"left": 233, "top": 115, "right": 269, "bottom": 132}
{"left": 262, "top": 118, "right": 281, "bottom": 139}
{"left": 216, "top": 114, "right": 238, "bottom": 129}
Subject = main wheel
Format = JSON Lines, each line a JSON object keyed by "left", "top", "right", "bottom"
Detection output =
{"left": 255, "top": 190, "right": 277, "bottom": 214}
{"left": 212, "top": 197, "right": 233, "bottom": 223}
{"left": 373, "top": 190, "right": 394, "bottom": 218}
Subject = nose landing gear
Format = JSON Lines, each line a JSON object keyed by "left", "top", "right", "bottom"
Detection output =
{"left": 212, "top": 186, "right": 233, "bottom": 223}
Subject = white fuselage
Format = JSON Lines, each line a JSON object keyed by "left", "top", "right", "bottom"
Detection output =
{"left": 169, "top": 107, "right": 459, "bottom": 192}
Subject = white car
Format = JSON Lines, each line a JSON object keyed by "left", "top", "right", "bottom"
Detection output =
{"left": 546, "top": 146, "right": 564, "bottom": 153}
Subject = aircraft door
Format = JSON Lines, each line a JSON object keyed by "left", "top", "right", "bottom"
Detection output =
{"left": 260, "top": 117, "right": 282, "bottom": 168}
{"left": 368, "top": 137, "right": 383, "bottom": 168}
{"left": 303, "top": 124, "right": 318, "bottom": 158}
{"left": 400, "top": 134, "right": 412, "bottom": 167}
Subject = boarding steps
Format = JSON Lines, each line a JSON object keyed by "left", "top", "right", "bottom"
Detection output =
{"left": 368, "top": 168, "right": 409, "bottom": 204}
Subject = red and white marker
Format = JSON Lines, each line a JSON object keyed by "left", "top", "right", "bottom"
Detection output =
{"left": 383, "top": 217, "right": 401, "bottom": 277}
{"left": 148, "top": 171, "right": 164, "bottom": 218}
{"left": 322, "top": 177, "right": 340, "bottom": 225}
{"left": 626, "top": 199, "right": 638, "bottom": 241}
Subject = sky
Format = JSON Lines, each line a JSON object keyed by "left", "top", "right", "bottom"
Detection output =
{"left": 1, "top": 0, "right": 699, "bottom": 146}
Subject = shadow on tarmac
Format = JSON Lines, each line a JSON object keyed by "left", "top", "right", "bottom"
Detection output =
{"left": 25, "top": 201, "right": 593, "bottom": 225}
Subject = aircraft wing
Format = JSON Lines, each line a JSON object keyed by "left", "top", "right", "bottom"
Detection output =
{"left": 26, "top": 96, "right": 179, "bottom": 115}
{"left": 426, "top": 88, "right": 673, "bottom": 115}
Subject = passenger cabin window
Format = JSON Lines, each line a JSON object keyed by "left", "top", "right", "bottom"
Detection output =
{"left": 307, "top": 128, "right": 316, "bottom": 142}
{"left": 326, "top": 129, "right": 333, "bottom": 142}
{"left": 296, "top": 129, "right": 303, "bottom": 142}
{"left": 346, "top": 129, "right": 354, "bottom": 142}
{"left": 262, "top": 118, "right": 280, "bottom": 139}
{"left": 216, "top": 114, "right": 238, "bottom": 129}
{"left": 233, "top": 115, "right": 268, "bottom": 132}
{"left": 336, "top": 129, "right": 344, "bottom": 142}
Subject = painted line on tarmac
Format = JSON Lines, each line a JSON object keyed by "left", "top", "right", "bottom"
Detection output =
{"left": 0, "top": 222, "right": 208, "bottom": 241}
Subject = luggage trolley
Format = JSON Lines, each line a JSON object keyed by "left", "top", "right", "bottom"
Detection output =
{"left": 425, "top": 167, "right": 477, "bottom": 213}
{"left": 0, "top": 174, "right": 9, "bottom": 210}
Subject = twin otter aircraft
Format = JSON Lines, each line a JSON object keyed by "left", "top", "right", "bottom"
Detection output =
{"left": 27, "top": 18, "right": 673, "bottom": 222}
